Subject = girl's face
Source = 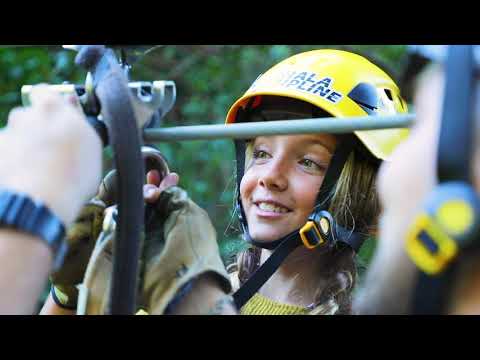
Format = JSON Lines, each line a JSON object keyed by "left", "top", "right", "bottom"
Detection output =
{"left": 240, "top": 133, "right": 338, "bottom": 243}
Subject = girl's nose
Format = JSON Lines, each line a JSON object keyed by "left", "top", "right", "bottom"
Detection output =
{"left": 258, "top": 160, "right": 288, "bottom": 192}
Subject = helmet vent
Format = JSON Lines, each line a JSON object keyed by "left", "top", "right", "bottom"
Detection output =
{"left": 384, "top": 89, "right": 394, "bottom": 101}
{"left": 347, "top": 83, "right": 379, "bottom": 115}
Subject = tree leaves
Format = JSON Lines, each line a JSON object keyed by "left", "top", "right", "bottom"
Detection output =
{"left": 0, "top": 45, "right": 407, "bottom": 265}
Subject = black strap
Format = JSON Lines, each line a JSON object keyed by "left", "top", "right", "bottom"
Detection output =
{"left": 232, "top": 218, "right": 366, "bottom": 310}
{"left": 336, "top": 226, "right": 366, "bottom": 253}
{"left": 76, "top": 46, "right": 145, "bottom": 315}
{"left": 316, "top": 135, "right": 355, "bottom": 210}
{"left": 410, "top": 46, "right": 475, "bottom": 314}
{"left": 411, "top": 263, "right": 458, "bottom": 314}
{"left": 233, "top": 232, "right": 302, "bottom": 309}
{"left": 437, "top": 46, "right": 475, "bottom": 183}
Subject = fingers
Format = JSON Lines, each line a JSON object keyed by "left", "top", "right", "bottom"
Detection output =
{"left": 143, "top": 173, "right": 179, "bottom": 204}
{"left": 147, "top": 170, "right": 161, "bottom": 186}
{"left": 413, "top": 64, "right": 444, "bottom": 132}
{"left": 6, "top": 86, "right": 72, "bottom": 133}
{"left": 158, "top": 173, "right": 179, "bottom": 193}
{"left": 143, "top": 184, "right": 159, "bottom": 203}
{"left": 29, "top": 84, "right": 66, "bottom": 111}
{"left": 28, "top": 85, "right": 85, "bottom": 127}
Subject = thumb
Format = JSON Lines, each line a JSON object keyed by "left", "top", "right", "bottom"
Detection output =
{"left": 158, "top": 173, "right": 180, "bottom": 193}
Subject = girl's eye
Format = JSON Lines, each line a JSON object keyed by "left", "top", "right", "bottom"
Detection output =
{"left": 252, "top": 149, "right": 270, "bottom": 160}
{"left": 299, "top": 158, "right": 324, "bottom": 172}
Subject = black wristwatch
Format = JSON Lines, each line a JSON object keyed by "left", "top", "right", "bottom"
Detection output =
{"left": 0, "top": 190, "right": 67, "bottom": 270}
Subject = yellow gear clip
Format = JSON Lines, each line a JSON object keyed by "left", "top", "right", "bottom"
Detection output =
{"left": 406, "top": 213, "right": 458, "bottom": 275}
{"left": 300, "top": 220, "right": 325, "bottom": 250}
{"left": 406, "top": 182, "right": 480, "bottom": 276}
{"left": 405, "top": 199, "right": 475, "bottom": 275}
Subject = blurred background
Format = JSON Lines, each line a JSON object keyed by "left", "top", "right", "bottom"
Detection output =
{"left": 0, "top": 45, "right": 411, "bottom": 310}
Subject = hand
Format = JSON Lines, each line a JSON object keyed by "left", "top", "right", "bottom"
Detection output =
{"left": 377, "top": 64, "right": 442, "bottom": 261}
{"left": 46, "top": 165, "right": 174, "bottom": 311}
{"left": 353, "top": 65, "right": 444, "bottom": 314}
{"left": 76, "top": 174, "right": 232, "bottom": 315}
{"left": 141, "top": 185, "right": 232, "bottom": 314}
{"left": 49, "top": 198, "right": 106, "bottom": 309}
{"left": 143, "top": 169, "right": 180, "bottom": 203}
{"left": 46, "top": 165, "right": 175, "bottom": 311}
{"left": 0, "top": 85, "right": 102, "bottom": 227}
{"left": 96, "top": 146, "right": 177, "bottom": 207}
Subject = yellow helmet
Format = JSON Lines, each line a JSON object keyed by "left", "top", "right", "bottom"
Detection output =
{"left": 226, "top": 49, "right": 409, "bottom": 160}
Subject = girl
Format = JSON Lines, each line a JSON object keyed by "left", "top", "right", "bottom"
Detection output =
{"left": 225, "top": 49, "right": 409, "bottom": 314}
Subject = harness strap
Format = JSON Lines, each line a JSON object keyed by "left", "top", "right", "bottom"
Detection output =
{"left": 233, "top": 232, "right": 301, "bottom": 309}
{"left": 409, "top": 45, "right": 477, "bottom": 314}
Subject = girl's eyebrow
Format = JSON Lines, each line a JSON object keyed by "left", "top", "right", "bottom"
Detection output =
{"left": 302, "top": 138, "right": 335, "bottom": 154}
{"left": 254, "top": 136, "right": 336, "bottom": 154}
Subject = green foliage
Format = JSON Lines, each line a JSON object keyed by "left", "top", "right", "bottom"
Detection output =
{"left": 356, "top": 236, "right": 377, "bottom": 283}
{"left": 0, "top": 45, "right": 407, "bottom": 309}
{"left": 0, "top": 47, "right": 84, "bottom": 126}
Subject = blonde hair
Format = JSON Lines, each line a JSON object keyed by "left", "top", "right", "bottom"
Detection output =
{"left": 236, "top": 140, "right": 380, "bottom": 314}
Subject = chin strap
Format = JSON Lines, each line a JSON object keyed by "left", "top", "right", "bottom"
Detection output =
{"left": 233, "top": 136, "right": 368, "bottom": 309}
{"left": 232, "top": 207, "right": 367, "bottom": 309}
{"left": 233, "top": 231, "right": 302, "bottom": 309}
